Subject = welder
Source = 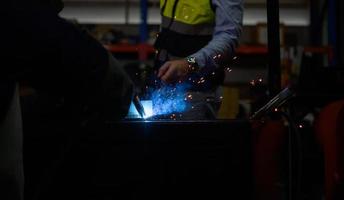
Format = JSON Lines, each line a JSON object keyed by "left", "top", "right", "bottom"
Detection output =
{"left": 154, "top": 0, "right": 243, "bottom": 119}
{"left": 0, "top": 0, "right": 133, "bottom": 199}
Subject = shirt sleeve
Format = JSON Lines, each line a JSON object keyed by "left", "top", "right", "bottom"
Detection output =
{"left": 190, "top": 0, "right": 243, "bottom": 70}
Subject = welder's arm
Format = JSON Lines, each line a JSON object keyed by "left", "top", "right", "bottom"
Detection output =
{"left": 158, "top": 0, "right": 243, "bottom": 83}
{"left": 61, "top": 28, "right": 134, "bottom": 121}
{"left": 190, "top": 0, "right": 243, "bottom": 69}
{"left": 101, "top": 53, "right": 134, "bottom": 120}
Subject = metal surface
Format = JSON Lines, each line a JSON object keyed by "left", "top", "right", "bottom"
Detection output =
{"left": 24, "top": 117, "right": 253, "bottom": 199}
{"left": 250, "top": 86, "right": 295, "bottom": 120}
{"left": 82, "top": 119, "right": 253, "bottom": 199}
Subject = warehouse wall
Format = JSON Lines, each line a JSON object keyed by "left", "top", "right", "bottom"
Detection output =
{"left": 60, "top": 3, "right": 310, "bottom": 26}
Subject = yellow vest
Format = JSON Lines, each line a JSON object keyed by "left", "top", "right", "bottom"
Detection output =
{"left": 160, "top": 0, "right": 215, "bottom": 35}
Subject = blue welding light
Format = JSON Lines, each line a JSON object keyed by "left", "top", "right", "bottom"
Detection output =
{"left": 142, "top": 100, "right": 153, "bottom": 118}
{"left": 126, "top": 100, "right": 153, "bottom": 119}
{"left": 151, "top": 83, "right": 191, "bottom": 116}
{"left": 126, "top": 83, "right": 191, "bottom": 120}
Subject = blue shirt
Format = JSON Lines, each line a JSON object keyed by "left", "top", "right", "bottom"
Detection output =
{"left": 190, "top": 0, "right": 243, "bottom": 69}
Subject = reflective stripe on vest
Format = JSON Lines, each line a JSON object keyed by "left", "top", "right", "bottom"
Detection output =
{"left": 160, "top": 0, "right": 215, "bottom": 35}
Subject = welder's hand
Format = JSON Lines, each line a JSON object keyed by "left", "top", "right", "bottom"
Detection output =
{"left": 157, "top": 59, "right": 189, "bottom": 83}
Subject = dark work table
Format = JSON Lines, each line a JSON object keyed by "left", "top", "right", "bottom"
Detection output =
{"left": 24, "top": 119, "right": 253, "bottom": 200}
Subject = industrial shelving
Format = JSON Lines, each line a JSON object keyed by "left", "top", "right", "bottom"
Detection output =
{"left": 105, "top": 43, "right": 333, "bottom": 61}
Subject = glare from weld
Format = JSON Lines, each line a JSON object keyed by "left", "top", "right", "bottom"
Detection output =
{"left": 126, "top": 100, "right": 153, "bottom": 119}
{"left": 142, "top": 101, "right": 154, "bottom": 118}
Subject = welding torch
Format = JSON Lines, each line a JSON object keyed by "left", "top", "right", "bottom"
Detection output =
{"left": 133, "top": 94, "right": 146, "bottom": 118}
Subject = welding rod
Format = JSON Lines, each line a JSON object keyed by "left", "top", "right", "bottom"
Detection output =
{"left": 133, "top": 94, "right": 146, "bottom": 118}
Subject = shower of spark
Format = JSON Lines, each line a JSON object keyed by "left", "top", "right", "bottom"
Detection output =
{"left": 150, "top": 83, "right": 192, "bottom": 116}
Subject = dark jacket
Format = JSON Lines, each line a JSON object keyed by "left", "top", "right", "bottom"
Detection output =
{"left": 1, "top": 0, "right": 133, "bottom": 121}
{"left": 0, "top": 2, "right": 133, "bottom": 200}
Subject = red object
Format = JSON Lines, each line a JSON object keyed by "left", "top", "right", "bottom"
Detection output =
{"left": 104, "top": 44, "right": 332, "bottom": 61}
{"left": 315, "top": 100, "right": 344, "bottom": 200}
{"left": 252, "top": 119, "right": 287, "bottom": 200}
{"left": 104, "top": 43, "right": 155, "bottom": 61}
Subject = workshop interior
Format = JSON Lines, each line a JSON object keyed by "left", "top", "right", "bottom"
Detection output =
{"left": 1, "top": 0, "right": 344, "bottom": 199}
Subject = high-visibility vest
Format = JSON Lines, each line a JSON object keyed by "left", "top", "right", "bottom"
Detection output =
{"left": 160, "top": 0, "right": 215, "bottom": 35}
{"left": 155, "top": 0, "right": 216, "bottom": 58}
{"left": 155, "top": 0, "right": 224, "bottom": 90}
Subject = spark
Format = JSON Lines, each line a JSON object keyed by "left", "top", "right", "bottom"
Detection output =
{"left": 258, "top": 78, "right": 263, "bottom": 82}
{"left": 233, "top": 56, "right": 238, "bottom": 60}
{"left": 150, "top": 83, "right": 191, "bottom": 116}
{"left": 226, "top": 68, "right": 232, "bottom": 72}
{"left": 187, "top": 94, "right": 193, "bottom": 100}
{"left": 274, "top": 108, "right": 278, "bottom": 112}
{"left": 212, "top": 72, "right": 216, "bottom": 75}
{"left": 298, "top": 124, "right": 304, "bottom": 129}
{"left": 170, "top": 113, "right": 177, "bottom": 120}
